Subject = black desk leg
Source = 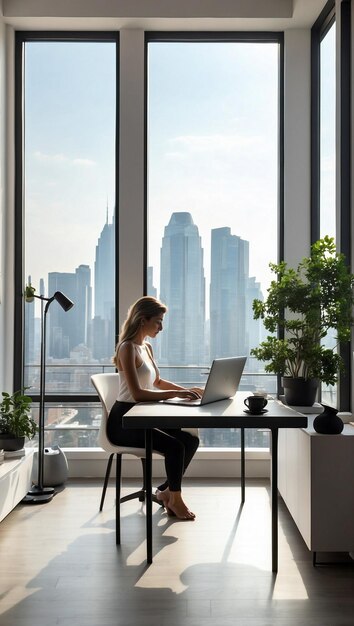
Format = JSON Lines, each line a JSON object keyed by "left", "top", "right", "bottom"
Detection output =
{"left": 241, "top": 427, "right": 245, "bottom": 503}
{"left": 270, "top": 427, "right": 278, "bottom": 573}
{"left": 145, "top": 429, "right": 153, "bottom": 564}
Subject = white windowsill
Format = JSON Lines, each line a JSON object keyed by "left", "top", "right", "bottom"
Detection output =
{"left": 62, "top": 447, "right": 271, "bottom": 479}
{"left": 63, "top": 447, "right": 271, "bottom": 461}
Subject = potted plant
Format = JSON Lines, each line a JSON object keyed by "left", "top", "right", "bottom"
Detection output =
{"left": 251, "top": 236, "right": 354, "bottom": 406}
{"left": 0, "top": 389, "right": 37, "bottom": 450}
{"left": 24, "top": 282, "right": 36, "bottom": 302}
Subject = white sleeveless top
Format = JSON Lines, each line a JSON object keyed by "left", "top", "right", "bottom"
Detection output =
{"left": 117, "top": 343, "right": 157, "bottom": 402}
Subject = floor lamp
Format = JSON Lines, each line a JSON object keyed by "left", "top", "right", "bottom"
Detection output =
{"left": 23, "top": 291, "right": 74, "bottom": 504}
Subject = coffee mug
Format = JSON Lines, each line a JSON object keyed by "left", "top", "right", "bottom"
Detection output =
{"left": 244, "top": 395, "right": 268, "bottom": 414}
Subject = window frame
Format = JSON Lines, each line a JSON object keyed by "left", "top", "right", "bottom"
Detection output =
{"left": 14, "top": 30, "right": 285, "bottom": 451}
{"left": 311, "top": 1, "right": 352, "bottom": 411}
{"left": 144, "top": 31, "right": 285, "bottom": 396}
{"left": 14, "top": 31, "right": 120, "bottom": 404}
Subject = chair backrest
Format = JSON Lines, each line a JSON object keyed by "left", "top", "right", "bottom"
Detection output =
{"left": 91, "top": 373, "right": 120, "bottom": 452}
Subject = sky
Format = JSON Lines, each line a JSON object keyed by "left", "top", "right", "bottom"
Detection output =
{"left": 24, "top": 35, "right": 335, "bottom": 310}
{"left": 147, "top": 41, "right": 279, "bottom": 295}
{"left": 319, "top": 22, "right": 336, "bottom": 241}
{"left": 25, "top": 41, "right": 116, "bottom": 294}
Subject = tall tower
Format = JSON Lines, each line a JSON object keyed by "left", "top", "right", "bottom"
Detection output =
{"left": 48, "top": 272, "right": 76, "bottom": 358}
{"left": 210, "top": 227, "right": 249, "bottom": 360}
{"left": 92, "top": 206, "right": 115, "bottom": 360}
{"left": 94, "top": 206, "right": 115, "bottom": 320}
{"left": 75, "top": 264, "right": 92, "bottom": 347}
{"left": 160, "top": 212, "right": 205, "bottom": 365}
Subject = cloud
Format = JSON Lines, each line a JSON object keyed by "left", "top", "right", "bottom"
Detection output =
{"left": 34, "top": 151, "right": 96, "bottom": 167}
{"left": 167, "top": 132, "right": 261, "bottom": 157}
{"left": 72, "top": 158, "right": 96, "bottom": 167}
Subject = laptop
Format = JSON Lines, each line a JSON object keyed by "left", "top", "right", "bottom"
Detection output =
{"left": 163, "top": 356, "right": 247, "bottom": 406}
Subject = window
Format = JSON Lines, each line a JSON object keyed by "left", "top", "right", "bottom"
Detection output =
{"left": 312, "top": 4, "right": 338, "bottom": 408}
{"left": 15, "top": 34, "right": 118, "bottom": 447}
{"left": 146, "top": 34, "right": 283, "bottom": 447}
{"left": 320, "top": 17, "right": 337, "bottom": 408}
{"left": 319, "top": 20, "right": 336, "bottom": 241}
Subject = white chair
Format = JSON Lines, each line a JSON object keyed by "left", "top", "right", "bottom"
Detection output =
{"left": 91, "top": 372, "right": 160, "bottom": 544}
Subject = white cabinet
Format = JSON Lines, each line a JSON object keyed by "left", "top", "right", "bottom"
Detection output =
{"left": 0, "top": 449, "right": 34, "bottom": 522}
{"left": 278, "top": 417, "right": 354, "bottom": 552}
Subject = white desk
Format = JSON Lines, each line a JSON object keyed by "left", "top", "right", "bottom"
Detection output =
{"left": 123, "top": 394, "right": 307, "bottom": 572}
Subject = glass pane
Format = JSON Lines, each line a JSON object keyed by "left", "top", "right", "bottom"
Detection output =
{"left": 147, "top": 41, "right": 279, "bottom": 447}
{"left": 320, "top": 22, "right": 337, "bottom": 408}
{"left": 320, "top": 22, "right": 336, "bottom": 240}
{"left": 27, "top": 403, "right": 103, "bottom": 448}
{"left": 23, "top": 41, "right": 116, "bottom": 397}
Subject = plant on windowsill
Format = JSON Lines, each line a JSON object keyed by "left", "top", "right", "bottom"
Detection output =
{"left": 24, "top": 283, "right": 36, "bottom": 302}
{"left": 0, "top": 389, "right": 37, "bottom": 451}
{"left": 251, "top": 236, "right": 354, "bottom": 406}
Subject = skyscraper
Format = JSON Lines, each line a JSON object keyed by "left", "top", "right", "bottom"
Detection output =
{"left": 147, "top": 266, "right": 157, "bottom": 298}
{"left": 210, "top": 227, "right": 249, "bottom": 360}
{"left": 94, "top": 208, "right": 115, "bottom": 320}
{"left": 75, "top": 265, "right": 92, "bottom": 347}
{"left": 92, "top": 208, "right": 115, "bottom": 360}
{"left": 48, "top": 271, "right": 77, "bottom": 358}
{"left": 160, "top": 212, "right": 205, "bottom": 365}
{"left": 48, "top": 265, "right": 91, "bottom": 358}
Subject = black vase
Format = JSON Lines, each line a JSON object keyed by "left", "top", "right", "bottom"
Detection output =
{"left": 313, "top": 404, "right": 343, "bottom": 434}
{"left": 281, "top": 377, "right": 318, "bottom": 406}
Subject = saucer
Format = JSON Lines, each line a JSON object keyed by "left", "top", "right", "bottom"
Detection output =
{"left": 243, "top": 408, "right": 268, "bottom": 415}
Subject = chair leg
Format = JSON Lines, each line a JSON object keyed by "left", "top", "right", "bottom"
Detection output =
{"left": 116, "top": 453, "right": 122, "bottom": 545}
{"left": 100, "top": 453, "right": 114, "bottom": 511}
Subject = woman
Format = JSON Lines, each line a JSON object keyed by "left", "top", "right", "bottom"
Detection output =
{"left": 107, "top": 296, "right": 203, "bottom": 520}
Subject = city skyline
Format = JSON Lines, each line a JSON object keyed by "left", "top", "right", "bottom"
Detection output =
{"left": 25, "top": 208, "right": 265, "bottom": 368}
{"left": 24, "top": 206, "right": 271, "bottom": 451}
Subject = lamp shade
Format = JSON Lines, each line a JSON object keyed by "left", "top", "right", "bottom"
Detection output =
{"left": 53, "top": 291, "right": 74, "bottom": 312}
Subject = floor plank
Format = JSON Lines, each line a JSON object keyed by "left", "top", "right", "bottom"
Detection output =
{"left": 0, "top": 478, "right": 353, "bottom": 626}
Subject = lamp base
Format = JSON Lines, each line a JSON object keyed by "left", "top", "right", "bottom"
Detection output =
{"left": 22, "top": 485, "right": 55, "bottom": 504}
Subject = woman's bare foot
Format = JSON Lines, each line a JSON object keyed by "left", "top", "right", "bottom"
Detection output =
{"left": 166, "top": 492, "right": 195, "bottom": 520}
{"left": 155, "top": 488, "right": 173, "bottom": 510}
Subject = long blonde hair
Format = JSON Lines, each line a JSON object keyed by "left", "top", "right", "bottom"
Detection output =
{"left": 113, "top": 296, "right": 167, "bottom": 366}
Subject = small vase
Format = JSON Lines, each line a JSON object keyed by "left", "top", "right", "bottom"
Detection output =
{"left": 313, "top": 404, "right": 344, "bottom": 434}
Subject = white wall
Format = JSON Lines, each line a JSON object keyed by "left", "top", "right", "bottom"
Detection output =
{"left": 118, "top": 29, "right": 145, "bottom": 327}
{"left": 283, "top": 29, "right": 311, "bottom": 265}
{"left": 2, "top": 0, "right": 293, "bottom": 20}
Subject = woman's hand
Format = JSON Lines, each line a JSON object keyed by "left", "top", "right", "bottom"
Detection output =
{"left": 189, "top": 387, "right": 204, "bottom": 398}
{"left": 171, "top": 388, "right": 201, "bottom": 401}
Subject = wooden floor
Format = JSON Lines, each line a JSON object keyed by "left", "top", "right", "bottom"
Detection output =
{"left": 0, "top": 478, "right": 353, "bottom": 626}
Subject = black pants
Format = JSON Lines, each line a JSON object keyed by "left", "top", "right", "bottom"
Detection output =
{"left": 107, "top": 401, "right": 199, "bottom": 492}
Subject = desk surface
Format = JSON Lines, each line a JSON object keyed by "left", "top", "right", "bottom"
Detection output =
{"left": 123, "top": 393, "right": 308, "bottom": 430}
